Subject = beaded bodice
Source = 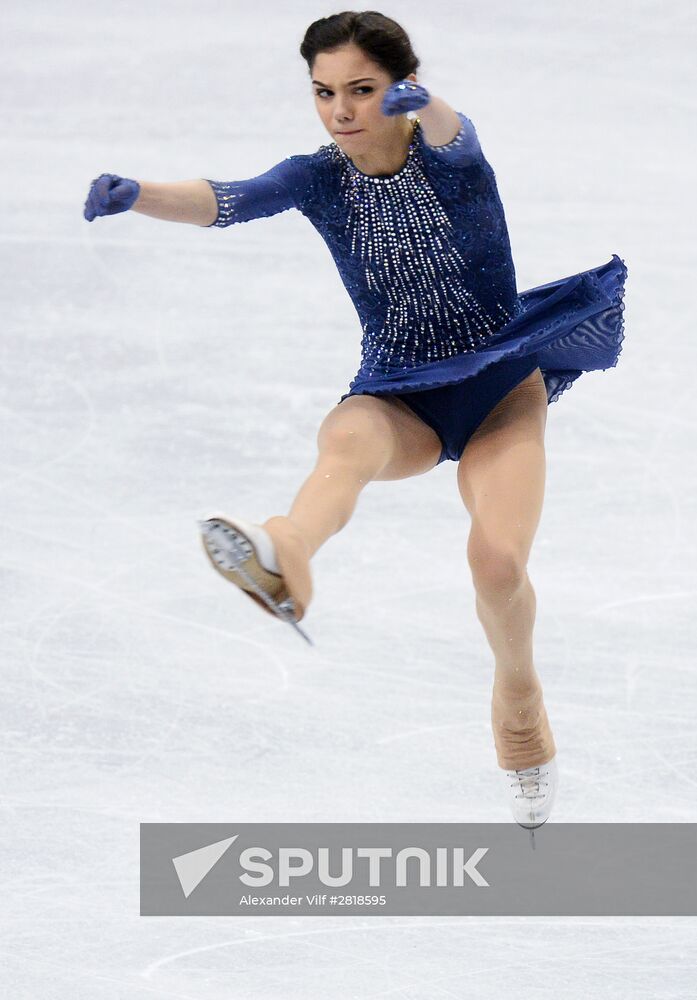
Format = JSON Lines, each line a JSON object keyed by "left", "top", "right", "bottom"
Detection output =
{"left": 205, "top": 112, "right": 519, "bottom": 382}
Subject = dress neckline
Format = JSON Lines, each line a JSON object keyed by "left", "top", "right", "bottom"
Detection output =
{"left": 335, "top": 118, "right": 420, "bottom": 182}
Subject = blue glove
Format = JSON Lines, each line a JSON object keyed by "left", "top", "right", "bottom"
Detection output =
{"left": 83, "top": 173, "right": 140, "bottom": 221}
{"left": 381, "top": 81, "right": 430, "bottom": 117}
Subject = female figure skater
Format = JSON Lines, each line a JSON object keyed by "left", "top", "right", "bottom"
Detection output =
{"left": 83, "top": 12, "right": 627, "bottom": 830}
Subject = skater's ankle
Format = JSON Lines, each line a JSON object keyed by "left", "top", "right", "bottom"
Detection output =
{"left": 492, "top": 686, "right": 556, "bottom": 771}
{"left": 494, "top": 706, "right": 556, "bottom": 770}
{"left": 260, "top": 516, "right": 314, "bottom": 620}
{"left": 266, "top": 515, "right": 313, "bottom": 560}
{"left": 497, "top": 741, "right": 557, "bottom": 772}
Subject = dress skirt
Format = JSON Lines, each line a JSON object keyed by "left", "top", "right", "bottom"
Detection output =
{"left": 339, "top": 254, "right": 628, "bottom": 463}
{"left": 343, "top": 254, "right": 627, "bottom": 404}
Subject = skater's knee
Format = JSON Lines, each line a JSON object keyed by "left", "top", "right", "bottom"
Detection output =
{"left": 467, "top": 534, "right": 526, "bottom": 599}
{"left": 317, "top": 410, "right": 393, "bottom": 478}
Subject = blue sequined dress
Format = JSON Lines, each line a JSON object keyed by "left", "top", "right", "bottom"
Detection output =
{"left": 204, "top": 113, "right": 626, "bottom": 406}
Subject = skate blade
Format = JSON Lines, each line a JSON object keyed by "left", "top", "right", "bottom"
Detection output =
{"left": 517, "top": 815, "right": 549, "bottom": 849}
{"left": 516, "top": 814, "right": 549, "bottom": 829}
{"left": 199, "top": 518, "right": 313, "bottom": 646}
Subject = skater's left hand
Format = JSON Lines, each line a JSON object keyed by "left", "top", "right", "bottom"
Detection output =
{"left": 381, "top": 80, "right": 431, "bottom": 117}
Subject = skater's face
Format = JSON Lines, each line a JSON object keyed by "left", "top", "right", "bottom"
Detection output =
{"left": 311, "top": 43, "right": 416, "bottom": 157}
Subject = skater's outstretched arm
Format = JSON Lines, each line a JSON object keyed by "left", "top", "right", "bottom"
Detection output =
{"left": 84, "top": 157, "right": 312, "bottom": 228}
{"left": 82, "top": 174, "right": 216, "bottom": 226}
{"left": 131, "top": 179, "right": 219, "bottom": 226}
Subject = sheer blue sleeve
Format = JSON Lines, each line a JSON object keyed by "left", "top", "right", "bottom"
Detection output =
{"left": 419, "top": 111, "right": 483, "bottom": 167}
{"left": 204, "top": 155, "right": 311, "bottom": 227}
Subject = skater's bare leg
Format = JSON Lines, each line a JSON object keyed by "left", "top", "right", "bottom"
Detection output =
{"left": 251, "top": 395, "right": 441, "bottom": 620}
{"left": 213, "top": 395, "right": 440, "bottom": 624}
{"left": 457, "top": 368, "right": 556, "bottom": 770}
{"left": 284, "top": 394, "right": 442, "bottom": 557}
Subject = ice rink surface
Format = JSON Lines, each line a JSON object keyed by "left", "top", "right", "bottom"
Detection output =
{"left": 2, "top": 0, "right": 696, "bottom": 996}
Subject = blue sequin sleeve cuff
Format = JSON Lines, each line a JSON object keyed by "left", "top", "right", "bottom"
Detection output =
{"left": 203, "top": 179, "right": 236, "bottom": 227}
{"left": 420, "top": 111, "right": 482, "bottom": 166}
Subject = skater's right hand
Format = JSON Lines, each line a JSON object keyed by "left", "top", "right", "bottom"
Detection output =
{"left": 83, "top": 173, "right": 140, "bottom": 221}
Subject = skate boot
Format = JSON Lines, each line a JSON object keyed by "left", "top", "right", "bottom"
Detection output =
{"left": 199, "top": 513, "right": 313, "bottom": 644}
{"left": 501, "top": 755, "right": 558, "bottom": 829}
{"left": 492, "top": 685, "right": 558, "bottom": 829}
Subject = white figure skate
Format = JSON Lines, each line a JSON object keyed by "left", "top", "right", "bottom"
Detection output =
{"left": 199, "top": 513, "right": 313, "bottom": 645}
{"left": 502, "top": 754, "right": 558, "bottom": 830}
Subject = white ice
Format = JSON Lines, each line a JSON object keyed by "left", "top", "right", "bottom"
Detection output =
{"left": 1, "top": 0, "right": 696, "bottom": 997}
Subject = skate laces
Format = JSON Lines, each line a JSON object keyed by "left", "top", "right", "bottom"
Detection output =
{"left": 507, "top": 764, "right": 549, "bottom": 800}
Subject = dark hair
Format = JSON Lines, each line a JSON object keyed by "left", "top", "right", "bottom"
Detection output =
{"left": 299, "top": 11, "right": 420, "bottom": 82}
